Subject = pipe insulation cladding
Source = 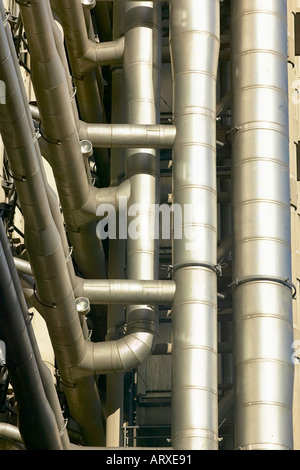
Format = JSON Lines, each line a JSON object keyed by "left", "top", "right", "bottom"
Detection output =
{"left": 231, "top": 0, "right": 294, "bottom": 450}
{"left": 0, "top": 0, "right": 298, "bottom": 452}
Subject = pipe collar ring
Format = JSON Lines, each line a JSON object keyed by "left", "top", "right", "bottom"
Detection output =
{"left": 228, "top": 276, "right": 297, "bottom": 298}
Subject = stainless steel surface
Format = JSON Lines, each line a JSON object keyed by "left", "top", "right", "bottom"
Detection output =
{"left": 231, "top": 0, "right": 294, "bottom": 450}
{"left": 170, "top": 0, "right": 220, "bottom": 450}
{"left": 0, "top": 0, "right": 297, "bottom": 451}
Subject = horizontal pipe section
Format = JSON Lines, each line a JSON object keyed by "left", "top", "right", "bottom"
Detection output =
{"left": 77, "top": 278, "right": 175, "bottom": 305}
{"left": 79, "top": 122, "right": 176, "bottom": 149}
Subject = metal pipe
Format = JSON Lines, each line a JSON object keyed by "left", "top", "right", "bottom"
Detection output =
{"left": 51, "top": 0, "right": 124, "bottom": 74}
{"left": 0, "top": 221, "right": 70, "bottom": 450}
{"left": 51, "top": 0, "right": 111, "bottom": 189}
{"left": 123, "top": 0, "right": 161, "bottom": 372}
{"left": 71, "top": 0, "right": 163, "bottom": 380}
{"left": 79, "top": 122, "right": 176, "bottom": 149}
{"left": 0, "top": 238, "right": 63, "bottom": 449}
{"left": 231, "top": 0, "right": 294, "bottom": 450}
{"left": 2, "top": 3, "right": 172, "bottom": 445}
{"left": 19, "top": 0, "right": 107, "bottom": 279}
{"left": 0, "top": 423, "right": 23, "bottom": 445}
{"left": 0, "top": 8, "right": 105, "bottom": 445}
{"left": 170, "top": 0, "right": 220, "bottom": 450}
{"left": 76, "top": 278, "right": 175, "bottom": 305}
{"left": 105, "top": 0, "right": 126, "bottom": 446}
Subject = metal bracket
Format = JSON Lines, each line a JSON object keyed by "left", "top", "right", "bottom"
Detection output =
{"left": 33, "top": 284, "right": 57, "bottom": 309}
{"left": 228, "top": 276, "right": 297, "bottom": 299}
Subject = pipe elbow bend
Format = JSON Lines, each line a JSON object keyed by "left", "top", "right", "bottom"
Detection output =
{"left": 78, "top": 331, "right": 156, "bottom": 375}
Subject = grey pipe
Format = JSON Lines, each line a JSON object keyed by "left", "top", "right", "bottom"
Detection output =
{"left": 0, "top": 423, "right": 23, "bottom": 445}
{"left": 0, "top": 8, "right": 106, "bottom": 446}
{"left": 231, "top": 0, "right": 294, "bottom": 450}
{"left": 19, "top": 0, "right": 107, "bottom": 279}
{"left": 0, "top": 237, "right": 63, "bottom": 449}
{"left": 70, "top": 0, "right": 164, "bottom": 380}
{"left": 51, "top": 0, "right": 124, "bottom": 74}
{"left": 105, "top": 0, "right": 126, "bottom": 446}
{"left": 170, "top": 0, "right": 220, "bottom": 450}
{"left": 3, "top": 1, "right": 172, "bottom": 445}
{"left": 79, "top": 122, "right": 176, "bottom": 149}
{"left": 0, "top": 221, "right": 70, "bottom": 450}
{"left": 123, "top": 0, "right": 161, "bottom": 370}
{"left": 51, "top": 0, "right": 110, "bottom": 189}
{"left": 76, "top": 278, "right": 175, "bottom": 305}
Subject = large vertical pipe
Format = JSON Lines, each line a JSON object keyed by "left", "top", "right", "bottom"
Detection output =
{"left": 231, "top": 0, "right": 294, "bottom": 450}
{"left": 170, "top": 0, "right": 220, "bottom": 450}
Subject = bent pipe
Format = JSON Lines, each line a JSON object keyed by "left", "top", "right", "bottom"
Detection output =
{"left": 19, "top": 0, "right": 107, "bottom": 279}
{"left": 0, "top": 220, "right": 70, "bottom": 450}
{"left": 0, "top": 12, "right": 105, "bottom": 446}
{"left": 1, "top": 0, "right": 165, "bottom": 441}
{"left": 50, "top": 0, "right": 124, "bottom": 76}
{"left": 50, "top": 0, "right": 110, "bottom": 189}
{"left": 0, "top": 237, "right": 63, "bottom": 450}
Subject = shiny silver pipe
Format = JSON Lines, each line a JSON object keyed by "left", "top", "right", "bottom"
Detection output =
{"left": 0, "top": 237, "right": 63, "bottom": 449}
{"left": 51, "top": 0, "right": 124, "bottom": 74}
{"left": 0, "top": 220, "right": 70, "bottom": 450}
{"left": 105, "top": 0, "right": 126, "bottom": 446}
{"left": 19, "top": 0, "right": 107, "bottom": 279}
{"left": 170, "top": 0, "right": 220, "bottom": 450}
{"left": 51, "top": 0, "right": 110, "bottom": 188}
{"left": 0, "top": 423, "right": 23, "bottom": 445}
{"left": 231, "top": 0, "right": 294, "bottom": 450}
{"left": 122, "top": 0, "right": 161, "bottom": 372}
{"left": 79, "top": 122, "right": 176, "bottom": 149}
{"left": 76, "top": 278, "right": 175, "bottom": 305}
{"left": 0, "top": 8, "right": 105, "bottom": 445}
{"left": 13, "top": 0, "right": 169, "bottom": 428}
{"left": 72, "top": 0, "right": 163, "bottom": 380}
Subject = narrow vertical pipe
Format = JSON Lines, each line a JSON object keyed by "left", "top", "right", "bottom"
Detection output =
{"left": 231, "top": 0, "right": 294, "bottom": 450}
{"left": 170, "top": 0, "right": 220, "bottom": 450}
{"left": 123, "top": 0, "right": 161, "bottom": 368}
{"left": 106, "top": 0, "right": 126, "bottom": 448}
